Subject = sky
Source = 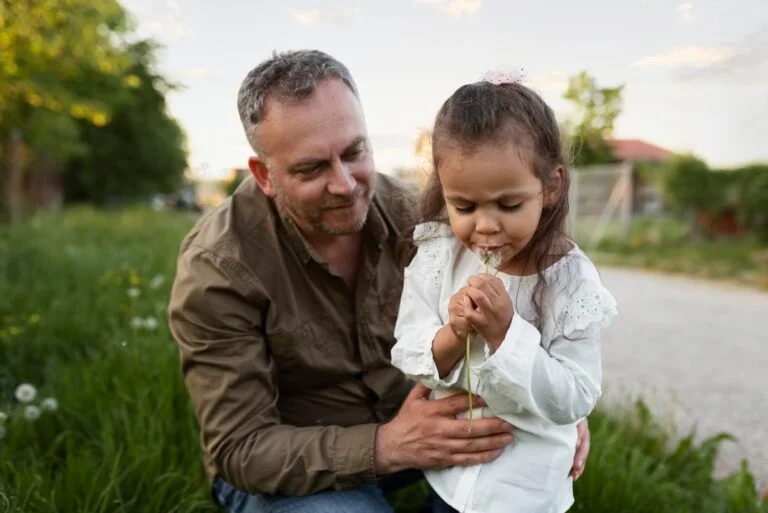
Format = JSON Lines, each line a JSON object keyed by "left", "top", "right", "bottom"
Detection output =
{"left": 120, "top": 0, "right": 768, "bottom": 180}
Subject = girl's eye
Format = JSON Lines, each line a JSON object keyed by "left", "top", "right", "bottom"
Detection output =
{"left": 454, "top": 205, "right": 475, "bottom": 213}
{"left": 500, "top": 203, "right": 522, "bottom": 212}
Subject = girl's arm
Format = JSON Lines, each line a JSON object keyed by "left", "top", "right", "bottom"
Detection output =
{"left": 472, "top": 278, "right": 617, "bottom": 425}
{"left": 391, "top": 224, "right": 469, "bottom": 389}
{"left": 431, "top": 325, "right": 466, "bottom": 378}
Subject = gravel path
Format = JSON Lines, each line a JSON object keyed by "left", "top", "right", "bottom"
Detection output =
{"left": 597, "top": 267, "right": 768, "bottom": 488}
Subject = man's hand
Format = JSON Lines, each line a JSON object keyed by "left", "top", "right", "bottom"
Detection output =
{"left": 570, "top": 418, "right": 590, "bottom": 480}
{"left": 374, "top": 384, "right": 515, "bottom": 475}
{"left": 464, "top": 273, "right": 514, "bottom": 350}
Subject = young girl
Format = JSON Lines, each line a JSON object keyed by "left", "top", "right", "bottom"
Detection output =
{"left": 391, "top": 71, "right": 618, "bottom": 513}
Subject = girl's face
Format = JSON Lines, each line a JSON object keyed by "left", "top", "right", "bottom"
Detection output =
{"left": 438, "top": 141, "right": 554, "bottom": 276}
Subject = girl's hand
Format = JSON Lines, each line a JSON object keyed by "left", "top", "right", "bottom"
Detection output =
{"left": 464, "top": 273, "right": 514, "bottom": 351}
{"left": 447, "top": 286, "right": 473, "bottom": 342}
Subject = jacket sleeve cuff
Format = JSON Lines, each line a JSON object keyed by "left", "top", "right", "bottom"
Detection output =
{"left": 333, "top": 424, "right": 379, "bottom": 490}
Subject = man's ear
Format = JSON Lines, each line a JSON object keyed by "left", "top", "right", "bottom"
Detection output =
{"left": 544, "top": 165, "right": 565, "bottom": 207}
{"left": 249, "top": 156, "right": 276, "bottom": 198}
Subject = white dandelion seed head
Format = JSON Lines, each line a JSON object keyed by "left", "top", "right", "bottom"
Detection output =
{"left": 0, "top": 411, "right": 7, "bottom": 423}
{"left": 15, "top": 383, "right": 37, "bottom": 403}
{"left": 476, "top": 248, "right": 503, "bottom": 270}
{"left": 41, "top": 398, "right": 59, "bottom": 412}
{"left": 131, "top": 317, "right": 144, "bottom": 329}
{"left": 144, "top": 317, "right": 158, "bottom": 330}
{"left": 149, "top": 275, "right": 165, "bottom": 290}
{"left": 127, "top": 287, "right": 141, "bottom": 298}
{"left": 24, "top": 405, "right": 41, "bottom": 421}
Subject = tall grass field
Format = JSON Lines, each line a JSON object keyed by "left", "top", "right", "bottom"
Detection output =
{"left": 1, "top": 208, "right": 766, "bottom": 512}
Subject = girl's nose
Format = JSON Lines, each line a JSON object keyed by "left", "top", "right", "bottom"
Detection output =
{"left": 475, "top": 213, "right": 501, "bottom": 234}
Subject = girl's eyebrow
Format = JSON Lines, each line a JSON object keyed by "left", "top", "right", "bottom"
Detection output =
{"left": 444, "top": 191, "right": 531, "bottom": 202}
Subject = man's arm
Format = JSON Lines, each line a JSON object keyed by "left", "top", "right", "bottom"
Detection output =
{"left": 168, "top": 246, "right": 378, "bottom": 496}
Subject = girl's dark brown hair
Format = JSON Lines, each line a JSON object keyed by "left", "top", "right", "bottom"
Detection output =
{"left": 418, "top": 80, "right": 572, "bottom": 324}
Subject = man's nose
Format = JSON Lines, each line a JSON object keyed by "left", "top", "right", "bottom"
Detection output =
{"left": 327, "top": 160, "right": 356, "bottom": 196}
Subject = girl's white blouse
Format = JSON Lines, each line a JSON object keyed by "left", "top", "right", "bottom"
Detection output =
{"left": 391, "top": 222, "right": 618, "bottom": 513}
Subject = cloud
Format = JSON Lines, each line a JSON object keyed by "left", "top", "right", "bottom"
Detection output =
{"left": 633, "top": 46, "right": 731, "bottom": 68}
{"left": 633, "top": 26, "right": 768, "bottom": 84}
{"left": 677, "top": 2, "right": 694, "bottom": 23}
{"left": 141, "top": 0, "right": 192, "bottom": 41}
{"left": 415, "top": 0, "right": 483, "bottom": 17}
{"left": 289, "top": 7, "right": 360, "bottom": 26}
{"left": 528, "top": 71, "right": 570, "bottom": 91}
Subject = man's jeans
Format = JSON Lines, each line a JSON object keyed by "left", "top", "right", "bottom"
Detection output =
{"left": 213, "top": 469, "right": 430, "bottom": 513}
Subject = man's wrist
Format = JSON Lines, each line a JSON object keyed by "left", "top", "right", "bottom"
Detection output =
{"left": 373, "top": 422, "right": 403, "bottom": 475}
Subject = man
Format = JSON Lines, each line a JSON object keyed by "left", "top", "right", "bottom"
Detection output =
{"left": 168, "top": 49, "right": 590, "bottom": 513}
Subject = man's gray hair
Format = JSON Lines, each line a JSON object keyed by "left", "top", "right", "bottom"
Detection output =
{"left": 237, "top": 50, "right": 359, "bottom": 156}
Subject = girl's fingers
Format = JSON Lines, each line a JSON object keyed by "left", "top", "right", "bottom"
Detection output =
{"left": 465, "top": 286, "right": 493, "bottom": 312}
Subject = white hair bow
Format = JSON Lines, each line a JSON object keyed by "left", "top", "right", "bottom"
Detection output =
{"left": 480, "top": 67, "right": 527, "bottom": 85}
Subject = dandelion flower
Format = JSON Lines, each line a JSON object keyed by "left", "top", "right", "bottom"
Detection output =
{"left": 127, "top": 287, "right": 141, "bottom": 299}
{"left": 0, "top": 411, "right": 7, "bottom": 423}
{"left": 41, "top": 398, "right": 59, "bottom": 412}
{"left": 24, "top": 405, "right": 41, "bottom": 421}
{"left": 15, "top": 383, "right": 37, "bottom": 403}
{"left": 149, "top": 275, "right": 165, "bottom": 290}
{"left": 131, "top": 317, "right": 144, "bottom": 329}
{"left": 476, "top": 248, "right": 503, "bottom": 270}
{"left": 144, "top": 317, "right": 159, "bottom": 330}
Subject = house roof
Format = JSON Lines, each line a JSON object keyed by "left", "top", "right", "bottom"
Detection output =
{"left": 606, "top": 139, "right": 675, "bottom": 163}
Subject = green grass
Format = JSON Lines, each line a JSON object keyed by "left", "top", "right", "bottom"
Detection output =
{"left": 1, "top": 208, "right": 766, "bottom": 512}
{"left": 0, "top": 207, "right": 214, "bottom": 513}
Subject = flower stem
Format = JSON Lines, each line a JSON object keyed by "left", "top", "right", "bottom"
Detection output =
{"left": 466, "top": 254, "right": 493, "bottom": 432}
{"left": 466, "top": 331, "right": 473, "bottom": 432}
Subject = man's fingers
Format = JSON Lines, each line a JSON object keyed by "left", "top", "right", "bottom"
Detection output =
{"left": 571, "top": 419, "right": 591, "bottom": 479}
{"left": 439, "top": 416, "right": 515, "bottom": 439}
{"left": 406, "top": 383, "right": 432, "bottom": 402}
{"left": 442, "top": 448, "right": 506, "bottom": 469}
{"left": 431, "top": 391, "right": 488, "bottom": 415}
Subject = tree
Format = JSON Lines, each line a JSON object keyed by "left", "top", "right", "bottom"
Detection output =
{"left": 0, "top": 0, "right": 134, "bottom": 222}
{"left": 65, "top": 40, "right": 188, "bottom": 204}
{"left": 562, "top": 71, "right": 624, "bottom": 167}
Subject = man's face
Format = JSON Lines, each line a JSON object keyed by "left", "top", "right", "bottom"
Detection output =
{"left": 252, "top": 78, "right": 376, "bottom": 239}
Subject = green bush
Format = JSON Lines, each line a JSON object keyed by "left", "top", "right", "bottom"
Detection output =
{"left": 734, "top": 165, "right": 768, "bottom": 241}
{"left": 662, "top": 154, "right": 726, "bottom": 216}
{"left": 662, "top": 155, "right": 768, "bottom": 241}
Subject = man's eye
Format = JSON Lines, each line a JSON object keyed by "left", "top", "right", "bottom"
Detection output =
{"left": 346, "top": 148, "right": 363, "bottom": 158}
{"left": 299, "top": 165, "right": 322, "bottom": 175}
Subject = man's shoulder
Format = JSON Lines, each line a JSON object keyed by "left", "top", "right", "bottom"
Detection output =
{"left": 373, "top": 172, "right": 420, "bottom": 232}
{"left": 178, "top": 175, "right": 273, "bottom": 262}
